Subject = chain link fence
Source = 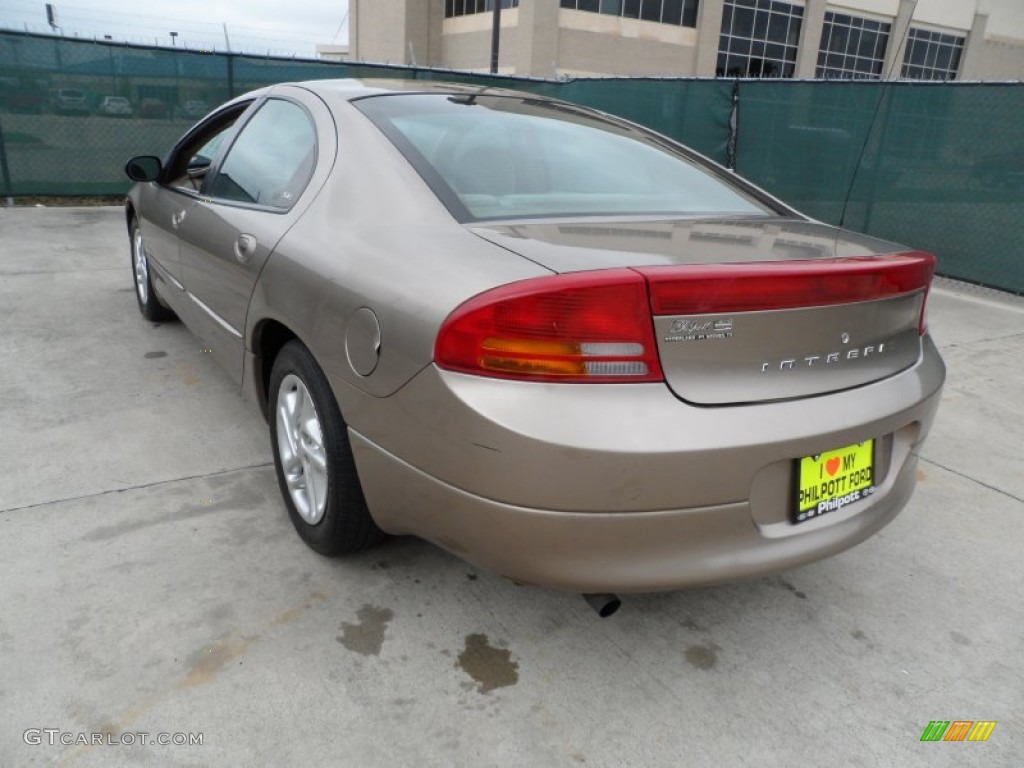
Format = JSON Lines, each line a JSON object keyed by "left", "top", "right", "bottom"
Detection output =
{"left": 734, "top": 80, "right": 1024, "bottom": 294}
{"left": 1, "top": 31, "right": 1021, "bottom": 293}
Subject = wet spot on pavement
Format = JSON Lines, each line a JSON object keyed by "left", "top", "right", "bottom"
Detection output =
{"left": 180, "top": 641, "right": 247, "bottom": 688}
{"left": 82, "top": 488, "right": 263, "bottom": 542}
{"left": 950, "top": 630, "right": 972, "bottom": 646}
{"left": 144, "top": 350, "right": 167, "bottom": 359}
{"left": 82, "top": 506, "right": 216, "bottom": 541}
{"left": 685, "top": 643, "right": 720, "bottom": 670}
{"left": 457, "top": 634, "right": 519, "bottom": 693}
{"left": 850, "top": 628, "right": 877, "bottom": 650}
{"left": 778, "top": 579, "right": 807, "bottom": 599}
{"left": 337, "top": 605, "right": 393, "bottom": 656}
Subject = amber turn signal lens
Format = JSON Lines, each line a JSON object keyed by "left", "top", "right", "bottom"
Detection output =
{"left": 435, "top": 270, "right": 663, "bottom": 383}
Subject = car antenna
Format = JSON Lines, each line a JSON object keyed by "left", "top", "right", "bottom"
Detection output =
{"left": 448, "top": 85, "right": 496, "bottom": 106}
{"left": 836, "top": 0, "right": 919, "bottom": 238}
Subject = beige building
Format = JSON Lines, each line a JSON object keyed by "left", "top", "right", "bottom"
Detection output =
{"left": 348, "top": 0, "right": 1024, "bottom": 80}
{"left": 316, "top": 44, "right": 351, "bottom": 61}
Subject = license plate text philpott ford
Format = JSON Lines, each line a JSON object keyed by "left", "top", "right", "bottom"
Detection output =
{"left": 796, "top": 440, "right": 875, "bottom": 523}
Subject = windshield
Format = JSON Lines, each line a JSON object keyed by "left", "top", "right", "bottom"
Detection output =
{"left": 355, "top": 93, "right": 771, "bottom": 222}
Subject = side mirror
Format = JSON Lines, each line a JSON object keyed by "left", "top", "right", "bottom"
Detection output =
{"left": 125, "top": 155, "right": 162, "bottom": 182}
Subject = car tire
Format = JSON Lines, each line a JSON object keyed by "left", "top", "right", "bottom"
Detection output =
{"left": 269, "top": 340, "right": 385, "bottom": 556}
{"left": 130, "top": 218, "right": 176, "bottom": 322}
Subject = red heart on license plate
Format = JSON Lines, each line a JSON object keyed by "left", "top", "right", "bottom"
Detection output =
{"left": 826, "top": 457, "right": 841, "bottom": 476}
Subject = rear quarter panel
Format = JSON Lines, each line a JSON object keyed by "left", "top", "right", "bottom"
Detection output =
{"left": 245, "top": 95, "right": 551, "bottom": 407}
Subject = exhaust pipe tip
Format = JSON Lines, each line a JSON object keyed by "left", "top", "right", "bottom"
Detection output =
{"left": 583, "top": 593, "right": 621, "bottom": 618}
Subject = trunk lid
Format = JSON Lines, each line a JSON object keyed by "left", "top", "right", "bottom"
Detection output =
{"left": 469, "top": 217, "right": 932, "bottom": 405}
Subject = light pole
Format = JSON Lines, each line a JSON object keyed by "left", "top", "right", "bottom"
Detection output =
{"left": 490, "top": 0, "right": 502, "bottom": 74}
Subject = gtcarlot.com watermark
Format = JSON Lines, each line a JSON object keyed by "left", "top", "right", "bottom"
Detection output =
{"left": 24, "top": 729, "right": 203, "bottom": 747}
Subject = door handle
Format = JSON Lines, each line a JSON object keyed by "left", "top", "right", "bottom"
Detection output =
{"left": 234, "top": 233, "right": 257, "bottom": 264}
{"left": 171, "top": 209, "right": 187, "bottom": 228}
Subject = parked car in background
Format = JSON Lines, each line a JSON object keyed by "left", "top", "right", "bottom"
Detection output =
{"left": 53, "top": 87, "right": 89, "bottom": 114}
{"left": 139, "top": 98, "right": 168, "bottom": 118}
{"left": 98, "top": 95, "right": 133, "bottom": 117}
{"left": 123, "top": 79, "right": 945, "bottom": 606}
{"left": 178, "top": 99, "right": 209, "bottom": 119}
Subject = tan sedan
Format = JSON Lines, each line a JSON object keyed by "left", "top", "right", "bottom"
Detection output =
{"left": 124, "top": 79, "right": 945, "bottom": 612}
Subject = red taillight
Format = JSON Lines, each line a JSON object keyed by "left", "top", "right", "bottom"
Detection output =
{"left": 435, "top": 269, "right": 664, "bottom": 383}
{"left": 637, "top": 251, "right": 936, "bottom": 324}
{"left": 436, "top": 252, "right": 936, "bottom": 383}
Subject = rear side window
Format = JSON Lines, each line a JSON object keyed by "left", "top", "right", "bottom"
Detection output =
{"left": 355, "top": 94, "right": 770, "bottom": 222}
{"left": 207, "top": 99, "right": 316, "bottom": 209}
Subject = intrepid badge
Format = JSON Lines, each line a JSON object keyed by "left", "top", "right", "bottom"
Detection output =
{"left": 760, "top": 333, "right": 893, "bottom": 373}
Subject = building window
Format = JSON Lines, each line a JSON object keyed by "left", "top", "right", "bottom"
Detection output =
{"left": 445, "top": 0, "right": 519, "bottom": 18}
{"left": 901, "top": 27, "right": 964, "bottom": 80}
{"left": 559, "top": 0, "right": 700, "bottom": 28}
{"left": 716, "top": 0, "right": 804, "bottom": 78}
{"left": 816, "top": 12, "right": 890, "bottom": 79}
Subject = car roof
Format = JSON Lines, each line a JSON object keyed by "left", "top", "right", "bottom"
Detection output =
{"left": 289, "top": 77, "right": 546, "bottom": 102}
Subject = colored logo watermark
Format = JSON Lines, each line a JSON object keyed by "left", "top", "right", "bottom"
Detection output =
{"left": 920, "top": 721, "right": 997, "bottom": 742}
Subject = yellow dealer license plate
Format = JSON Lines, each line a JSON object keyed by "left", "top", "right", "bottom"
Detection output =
{"left": 796, "top": 440, "right": 875, "bottom": 523}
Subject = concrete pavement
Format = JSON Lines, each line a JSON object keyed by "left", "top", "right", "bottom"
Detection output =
{"left": 1, "top": 206, "right": 1021, "bottom": 767}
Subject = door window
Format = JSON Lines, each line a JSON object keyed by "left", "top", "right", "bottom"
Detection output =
{"left": 163, "top": 102, "right": 251, "bottom": 193}
{"left": 207, "top": 99, "right": 317, "bottom": 209}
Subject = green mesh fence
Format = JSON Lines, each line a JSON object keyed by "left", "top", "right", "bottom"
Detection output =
{"left": 734, "top": 80, "right": 1024, "bottom": 294}
{"left": 0, "top": 32, "right": 563, "bottom": 196}
{"left": 1, "top": 31, "right": 1021, "bottom": 293}
{"left": 557, "top": 77, "right": 734, "bottom": 164}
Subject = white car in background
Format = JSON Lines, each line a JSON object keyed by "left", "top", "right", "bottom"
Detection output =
{"left": 53, "top": 87, "right": 88, "bottom": 114}
{"left": 98, "top": 96, "right": 133, "bottom": 117}
{"left": 178, "top": 99, "right": 209, "bottom": 119}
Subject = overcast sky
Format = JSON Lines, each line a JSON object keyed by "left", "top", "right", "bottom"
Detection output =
{"left": 0, "top": 0, "right": 350, "bottom": 57}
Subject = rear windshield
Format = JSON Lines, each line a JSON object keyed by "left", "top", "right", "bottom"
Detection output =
{"left": 354, "top": 93, "right": 771, "bottom": 222}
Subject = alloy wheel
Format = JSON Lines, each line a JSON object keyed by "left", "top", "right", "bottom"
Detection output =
{"left": 275, "top": 373, "right": 329, "bottom": 525}
{"left": 133, "top": 228, "right": 149, "bottom": 305}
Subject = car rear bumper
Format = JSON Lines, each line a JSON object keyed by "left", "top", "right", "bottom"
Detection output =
{"left": 350, "top": 426, "right": 922, "bottom": 593}
{"left": 342, "top": 335, "right": 944, "bottom": 592}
